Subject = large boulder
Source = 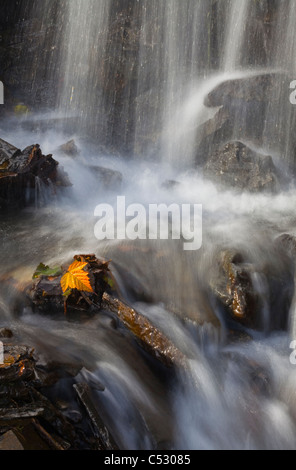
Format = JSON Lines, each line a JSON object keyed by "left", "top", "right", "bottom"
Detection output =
{"left": 203, "top": 141, "right": 280, "bottom": 193}
{"left": 196, "top": 73, "right": 296, "bottom": 169}
{"left": 204, "top": 73, "right": 285, "bottom": 109}
{"left": 195, "top": 107, "right": 234, "bottom": 165}
{"left": 0, "top": 138, "right": 71, "bottom": 211}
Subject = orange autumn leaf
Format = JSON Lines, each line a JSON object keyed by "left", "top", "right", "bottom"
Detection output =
{"left": 60, "top": 261, "right": 93, "bottom": 294}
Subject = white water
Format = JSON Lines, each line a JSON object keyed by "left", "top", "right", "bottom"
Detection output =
{"left": 58, "top": 0, "right": 111, "bottom": 140}
{"left": 224, "top": 0, "right": 251, "bottom": 72}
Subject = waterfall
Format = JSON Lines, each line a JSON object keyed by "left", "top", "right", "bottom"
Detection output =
{"left": 132, "top": 1, "right": 217, "bottom": 163}
{"left": 58, "top": 0, "right": 111, "bottom": 140}
{"left": 48, "top": 0, "right": 296, "bottom": 167}
{"left": 223, "top": 0, "right": 251, "bottom": 72}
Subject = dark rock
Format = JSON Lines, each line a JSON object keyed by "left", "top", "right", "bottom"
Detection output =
{"left": 63, "top": 409, "right": 82, "bottom": 425}
{"left": 0, "top": 344, "right": 36, "bottom": 407}
{"left": 0, "top": 138, "right": 71, "bottom": 211}
{"left": 0, "top": 4, "right": 66, "bottom": 112}
{"left": 74, "top": 382, "right": 119, "bottom": 450}
{"left": 0, "top": 405, "right": 45, "bottom": 421}
{"left": 203, "top": 141, "right": 280, "bottom": 193}
{"left": 0, "top": 336, "right": 107, "bottom": 449}
{"left": 27, "top": 254, "right": 115, "bottom": 317}
{"left": 195, "top": 107, "right": 233, "bottom": 165}
{"left": 199, "top": 73, "right": 296, "bottom": 170}
{"left": 205, "top": 73, "right": 284, "bottom": 109}
{"left": 0, "top": 328, "right": 13, "bottom": 339}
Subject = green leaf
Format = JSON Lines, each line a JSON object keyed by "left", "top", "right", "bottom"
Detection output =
{"left": 33, "top": 263, "right": 62, "bottom": 279}
{"left": 103, "top": 274, "right": 115, "bottom": 289}
{"left": 63, "top": 288, "right": 73, "bottom": 298}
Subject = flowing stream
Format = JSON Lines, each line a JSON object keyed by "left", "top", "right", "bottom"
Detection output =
{"left": 1, "top": 0, "right": 296, "bottom": 450}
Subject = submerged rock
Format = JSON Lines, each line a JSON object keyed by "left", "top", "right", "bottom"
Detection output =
{"left": 0, "top": 138, "right": 71, "bottom": 211}
{"left": 203, "top": 141, "right": 279, "bottom": 193}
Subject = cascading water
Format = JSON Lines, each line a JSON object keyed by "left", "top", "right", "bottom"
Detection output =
{"left": 2, "top": 0, "right": 296, "bottom": 450}
{"left": 223, "top": 0, "right": 251, "bottom": 72}
{"left": 58, "top": 0, "right": 112, "bottom": 139}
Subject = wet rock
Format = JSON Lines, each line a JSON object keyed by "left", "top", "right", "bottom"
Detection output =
{"left": 58, "top": 139, "right": 80, "bottom": 157}
{"left": 195, "top": 107, "right": 233, "bottom": 166}
{"left": 0, "top": 328, "right": 13, "bottom": 339}
{"left": 74, "top": 382, "right": 119, "bottom": 450}
{"left": 205, "top": 73, "right": 284, "bottom": 109}
{"left": 34, "top": 359, "right": 84, "bottom": 389}
{"left": 0, "top": 430, "right": 24, "bottom": 451}
{"left": 102, "top": 293, "right": 186, "bottom": 368}
{"left": 89, "top": 165, "right": 123, "bottom": 190}
{"left": 275, "top": 234, "right": 296, "bottom": 259}
{"left": 198, "top": 74, "right": 278, "bottom": 157}
{"left": 0, "top": 138, "right": 71, "bottom": 211}
{"left": 0, "top": 344, "right": 36, "bottom": 382}
{"left": 0, "top": 6, "right": 66, "bottom": 112}
{"left": 203, "top": 141, "right": 279, "bottom": 193}
{"left": 0, "top": 344, "right": 36, "bottom": 405}
{"left": 27, "top": 253, "right": 185, "bottom": 368}
{"left": 63, "top": 409, "right": 82, "bottom": 425}
{"left": 0, "top": 335, "right": 113, "bottom": 449}
{"left": 199, "top": 73, "right": 296, "bottom": 169}
{"left": 211, "top": 245, "right": 294, "bottom": 332}
{"left": 0, "top": 405, "right": 45, "bottom": 421}
{"left": 211, "top": 250, "right": 259, "bottom": 329}
{"left": 27, "top": 254, "right": 115, "bottom": 317}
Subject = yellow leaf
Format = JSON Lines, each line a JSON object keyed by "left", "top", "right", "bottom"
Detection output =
{"left": 61, "top": 261, "right": 93, "bottom": 294}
